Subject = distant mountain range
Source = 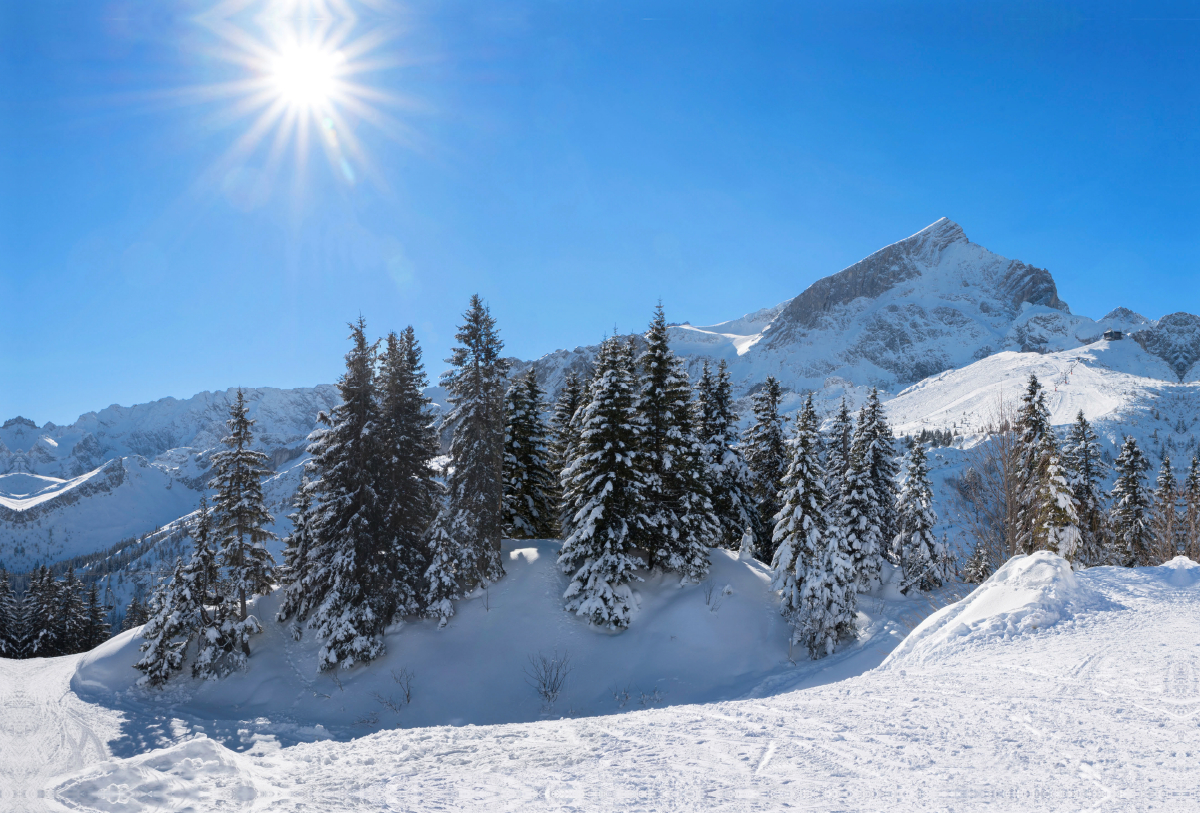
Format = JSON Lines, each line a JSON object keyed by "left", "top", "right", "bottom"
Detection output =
{"left": 3, "top": 218, "right": 1198, "bottom": 575}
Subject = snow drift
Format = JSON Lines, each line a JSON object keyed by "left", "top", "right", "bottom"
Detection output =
{"left": 882, "top": 552, "right": 1111, "bottom": 669}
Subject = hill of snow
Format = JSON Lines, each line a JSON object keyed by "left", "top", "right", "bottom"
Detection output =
{"left": 43, "top": 553, "right": 1200, "bottom": 810}
{"left": 69, "top": 541, "right": 962, "bottom": 752}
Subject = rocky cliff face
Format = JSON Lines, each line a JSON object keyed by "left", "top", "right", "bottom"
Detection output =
{"left": 1133, "top": 312, "right": 1200, "bottom": 381}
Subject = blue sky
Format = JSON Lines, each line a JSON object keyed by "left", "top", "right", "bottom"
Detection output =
{"left": 3, "top": 0, "right": 1199, "bottom": 424}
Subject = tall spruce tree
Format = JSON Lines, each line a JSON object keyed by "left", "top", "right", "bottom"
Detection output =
{"left": 1032, "top": 434, "right": 1083, "bottom": 562}
{"left": 1151, "top": 454, "right": 1180, "bottom": 563}
{"left": 135, "top": 559, "right": 196, "bottom": 687}
{"left": 503, "top": 368, "right": 559, "bottom": 540}
{"left": 551, "top": 371, "right": 587, "bottom": 537}
{"left": 893, "top": 443, "right": 946, "bottom": 592}
{"left": 378, "top": 327, "right": 439, "bottom": 620}
{"left": 121, "top": 594, "right": 150, "bottom": 632}
{"left": 861, "top": 389, "right": 900, "bottom": 558}
{"left": 24, "top": 567, "right": 58, "bottom": 657}
{"left": 1110, "top": 436, "right": 1153, "bottom": 566}
{"left": 81, "top": 583, "right": 111, "bottom": 651}
{"left": 696, "top": 359, "right": 760, "bottom": 551}
{"left": 1014, "top": 374, "right": 1052, "bottom": 554}
{"left": 209, "top": 388, "right": 276, "bottom": 665}
{"left": 0, "top": 570, "right": 16, "bottom": 657}
{"left": 425, "top": 296, "right": 511, "bottom": 624}
{"left": 823, "top": 398, "right": 854, "bottom": 517}
{"left": 558, "top": 336, "right": 652, "bottom": 629}
{"left": 770, "top": 394, "right": 830, "bottom": 635}
{"left": 276, "top": 478, "right": 318, "bottom": 636}
{"left": 742, "top": 376, "right": 789, "bottom": 560}
{"left": 306, "top": 318, "right": 390, "bottom": 669}
{"left": 635, "top": 306, "right": 716, "bottom": 579}
{"left": 841, "top": 405, "right": 885, "bottom": 592}
{"left": 57, "top": 569, "right": 87, "bottom": 655}
{"left": 185, "top": 501, "right": 229, "bottom": 679}
{"left": 1063, "top": 411, "right": 1110, "bottom": 566}
{"left": 1184, "top": 456, "right": 1200, "bottom": 562}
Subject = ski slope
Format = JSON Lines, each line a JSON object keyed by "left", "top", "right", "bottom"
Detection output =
{"left": 45, "top": 553, "right": 1200, "bottom": 811}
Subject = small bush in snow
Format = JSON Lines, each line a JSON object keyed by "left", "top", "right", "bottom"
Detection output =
{"left": 525, "top": 649, "right": 572, "bottom": 707}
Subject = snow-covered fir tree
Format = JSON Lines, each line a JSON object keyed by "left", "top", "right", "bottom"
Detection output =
{"left": 774, "top": 394, "right": 857, "bottom": 659}
{"left": 550, "top": 370, "right": 585, "bottom": 478}
{"left": 121, "top": 595, "right": 150, "bottom": 632}
{"left": 839, "top": 404, "right": 885, "bottom": 592}
{"left": 276, "top": 477, "right": 318, "bottom": 636}
{"left": 425, "top": 296, "right": 511, "bottom": 624}
{"left": 823, "top": 398, "right": 854, "bottom": 520}
{"left": 23, "top": 567, "right": 58, "bottom": 657}
{"left": 378, "top": 326, "right": 439, "bottom": 620}
{"left": 1151, "top": 454, "right": 1180, "bottom": 563}
{"left": 695, "top": 359, "right": 760, "bottom": 551}
{"left": 636, "top": 305, "right": 716, "bottom": 580}
{"left": 1184, "top": 456, "right": 1200, "bottom": 562}
{"left": 134, "top": 559, "right": 195, "bottom": 687}
{"left": 305, "top": 318, "right": 390, "bottom": 668}
{"left": 893, "top": 443, "right": 947, "bottom": 592}
{"left": 81, "top": 582, "right": 111, "bottom": 652}
{"left": 1014, "top": 374, "right": 1052, "bottom": 554}
{"left": 742, "top": 375, "right": 788, "bottom": 560}
{"left": 503, "top": 367, "right": 559, "bottom": 539}
{"left": 1032, "top": 434, "right": 1082, "bottom": 562}
{"left": 1063, "top": 411, "right": 1110, "bottom": 566}
{"left": 184, "top": 501, "right": 227, "bottom": 680}
{"left": 1110, "top": 436, "right": 1153, "bottom": 566}
{"left": 770, "top": 394, "right": 829, "bottom": 635}
{"left": 558, "top": 336, "right": 652, "bottom": 629}
{"left": 57, "top": 569, "right": 86, "bottom": 656}
{"left": 209, "top": 388, "right": 276, "bottom": 666}
{"left": 551, "top": 370, "right": 588, "bottom": 538}
{"left": 860, "top": 389, "right": 900, "bottom": 558}
{"left": 0, "top": 571, "right": 16, "bottom": 657}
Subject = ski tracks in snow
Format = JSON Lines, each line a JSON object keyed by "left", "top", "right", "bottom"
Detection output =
{"left": 41, "top": 563, "right": 1200, "bottom": 811}
{"left": 0, "top": 657, "right": 121, "bottom": 813}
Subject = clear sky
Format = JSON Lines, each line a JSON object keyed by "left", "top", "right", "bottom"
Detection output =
{"left": 3, "top": 0, "right": 1199, "bottom": 425}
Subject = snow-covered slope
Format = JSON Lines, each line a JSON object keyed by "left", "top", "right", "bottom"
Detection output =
{"left": 0, "top": 457, "right": 200, "bottom": 572}
{"left": 885, "top": 336, "right": 1200, "bottom": 464}
{"left": 70, "top": 541, "right": 962, "bottom": 749}
{"left": 47, "top": 553, "right": 1200, "bottom": 811}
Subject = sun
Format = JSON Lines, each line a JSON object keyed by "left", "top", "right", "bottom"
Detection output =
{"left": 268, "top": 43, "right": 344, "bottom": 110}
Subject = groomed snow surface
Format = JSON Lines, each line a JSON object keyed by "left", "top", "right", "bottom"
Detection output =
{"left": 13, "top": 549, "right": 1200, "bottom": 811}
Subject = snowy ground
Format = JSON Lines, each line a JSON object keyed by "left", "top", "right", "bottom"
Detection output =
{"left": 67, "top": 542, "right": 958, "bottom": 749}
{"left": 42, "top": 553, "right": 1200, "bottom": 811}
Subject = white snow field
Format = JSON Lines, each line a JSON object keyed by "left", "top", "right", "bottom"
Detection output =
{"left": 12, "top": 552, "right": 1200, "bottom": 811}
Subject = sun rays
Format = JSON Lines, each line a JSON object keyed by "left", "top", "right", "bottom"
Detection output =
{"left": 189, "top": 0, "right": 416, "bottom": 196}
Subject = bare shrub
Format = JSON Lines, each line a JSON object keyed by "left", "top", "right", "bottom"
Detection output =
{"left": 372, "top": 668, "right": 415, "bottom": 715}
{"left": 525, "top": 649, "right": 572, "bottom": 707}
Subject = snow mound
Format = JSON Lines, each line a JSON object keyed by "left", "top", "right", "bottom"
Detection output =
{"left": 1160, "top": 555, "right": 1200, "bottom": 586}
{"left": 73, "top": 541, "right": 801, "bottom": 745}
{"left": 54, "top": 736, "right": 273, "bottom": 811}
{"left": 883, "top": 552, "right": 1106, "bottom": 669}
